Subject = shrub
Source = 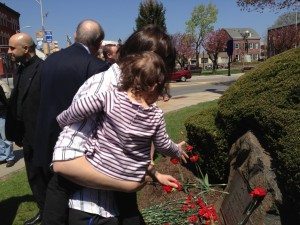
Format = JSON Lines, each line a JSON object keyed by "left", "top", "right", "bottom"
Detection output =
{"left": 217, "top": 48, "right": 300, "bottom": 218}
{"left": 185, "top": 103, "right": 229, "bottom": 183}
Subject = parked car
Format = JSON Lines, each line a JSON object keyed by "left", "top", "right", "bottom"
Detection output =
{"left": 170, "top": 68, "right": 192, "bottom": 82}
{"left": 187, "top": 65, "right": 202, "bottom": 74}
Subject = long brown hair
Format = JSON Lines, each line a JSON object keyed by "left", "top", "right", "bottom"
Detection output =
{"left": 118, "top": 25, "right": 176, "bottom": 74}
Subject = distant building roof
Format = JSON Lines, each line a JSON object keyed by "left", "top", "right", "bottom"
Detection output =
{"left": 223, "top": 28, "right": 260, "bottom": 39}
{"left": 0, "top": 2, "right": 20, "bottom": 17}
{"left": 268, "top": 21, "right": 300, "bottom": 30}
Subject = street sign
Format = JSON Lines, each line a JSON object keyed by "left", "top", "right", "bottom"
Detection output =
{"left": 45, "top": 30, "right": 53, "bottom": 43}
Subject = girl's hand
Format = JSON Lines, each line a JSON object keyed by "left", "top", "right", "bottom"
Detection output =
{"left": 155, "top": 172, "right": 179, "bottom": 188}
{"left": 177, "top": 141, "right": 189, "bottom": 163}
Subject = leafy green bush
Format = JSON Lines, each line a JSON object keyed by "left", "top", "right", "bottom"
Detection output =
{"left": 217, "top": 48, "right": 300, "bottom": 218}
{"left": 185, "top": 103, "right": 229, "bottom": 183}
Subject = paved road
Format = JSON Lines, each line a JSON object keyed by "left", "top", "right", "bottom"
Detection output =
{"left": 170, "top": 74, "right": 241, "bottom": 97}
{"left": 0, "top": 74, "right": 243, "bottom": 179}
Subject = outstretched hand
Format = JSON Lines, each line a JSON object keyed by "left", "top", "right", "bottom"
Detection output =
{"left": 155, "top": 172, "right": 179, "bottom": 188}
{"left": 177, "top": 141, "right": 189, "bottom": 163}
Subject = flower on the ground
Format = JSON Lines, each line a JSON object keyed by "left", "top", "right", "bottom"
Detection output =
{"left": 162, "top": 180, "right": 183, "bottom": 193}
{"left": 250, "top": 187, "right": 267, "bottom": 198}
{"left": 185, "top": 195, "right": 192, "bottom": 204}
{"left": 174, "top": 180, "right": 183, "bottom": 191}
{"left": 181, "top": 204, "right": 189, "bottom": 212}
{"left": 187, "top": 214, "right": 198, "bottom": 223}
{"left": 196, "top": 197, "right": 206, "bottom": 208}
{"left": 189, "top": 153, "right": 199, "bottom": 163}
{"left": 170, "top": 157, "right": 180, "bottom": 164}
{"left": 198, "top": 205, "right": 218, "bottom": 221}
{"left": 186, "top": 144, "right": 194, "bottom": 152}
{"left": 162, "top": 185, "right": 173, "bottom": 193}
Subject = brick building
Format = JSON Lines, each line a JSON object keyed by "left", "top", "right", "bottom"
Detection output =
{"left": 0, "top": 2, "right": 20, "bottom": 76}
{"left": 223, "top": 28, "right": 261, "bottom": 62}
{"left": 267, "top": 22, "right": 300, "bottom": 57}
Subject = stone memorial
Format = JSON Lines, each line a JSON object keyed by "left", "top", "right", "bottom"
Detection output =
{"left": 217, "top": 131, "right": 282, "bottom": 225}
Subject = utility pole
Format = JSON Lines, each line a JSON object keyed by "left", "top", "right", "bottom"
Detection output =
{"left": 35, "top": 0, "right": 50, "bottom": 55}
{"left": 35, "top": 0, "right": 44, "bottom": 31}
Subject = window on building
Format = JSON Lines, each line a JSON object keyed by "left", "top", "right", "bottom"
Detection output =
{"left": 255, "top": 43, "right": 259, "bottom": 49}
{"left": 249, "top": 43, "right": 254, "bottom": 49}
{"left": 201, "top": 58, "right": 208, "bottom": 63}
{"left": 235, "top": 43, "right": 239, "bottom": 49}
{"left": 235, "top": 55, "right": 240, "bottom": 61}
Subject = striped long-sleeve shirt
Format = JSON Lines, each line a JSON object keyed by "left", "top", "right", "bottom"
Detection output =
{"left": 57, "top": 89, "right": 181, "bottom": 182}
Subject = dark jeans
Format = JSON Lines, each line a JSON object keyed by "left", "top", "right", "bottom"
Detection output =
{"left": 23, "top": 141, "right": 52, "bottom": 213}
{"left": 42, "top": 173, "right": 81, "bottom": 225}
{"left": 116, "top": 192, "right": 146, "bottom": 225}
{"left": 69, "top": 208, "right": 118, "bottom": 225}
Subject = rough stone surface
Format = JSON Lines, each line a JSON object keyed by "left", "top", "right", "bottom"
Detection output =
{"left": 218, "top": 131, "right": 282, "bottom": 225}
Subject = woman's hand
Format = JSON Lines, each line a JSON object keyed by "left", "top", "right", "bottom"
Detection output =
{"left": 155, "top": 172, "right": 179, "bottom": 188}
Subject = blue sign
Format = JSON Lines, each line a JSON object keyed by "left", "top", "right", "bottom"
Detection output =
{"left": 45, "top": 30, "right": 53, "bottom": 43}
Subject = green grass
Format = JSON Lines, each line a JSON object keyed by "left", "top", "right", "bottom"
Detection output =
{"left": 164, "top": 100, "right": 218, "bottom": 142}
{"left": 199, "top": 69, "right": 241, "bottom": 76}
{"left": 0, "top": 100, "right": 218, "bottom": 225}
{"left": 0, "top": 170, "right": 38, "bottom": 225}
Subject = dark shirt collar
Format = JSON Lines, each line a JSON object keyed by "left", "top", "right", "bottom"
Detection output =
{"left": 21, "top": 55, "right": 38, "bottom": 67}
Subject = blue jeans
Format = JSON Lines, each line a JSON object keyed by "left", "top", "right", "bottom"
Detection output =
{"left": 0, "top": 116, "right": 14, "bottom": 162}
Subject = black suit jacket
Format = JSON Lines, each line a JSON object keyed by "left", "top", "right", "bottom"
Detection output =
{"left": 5, "top": 55, "right": 43, "bottom": 146}
{"left": 33, "top": 43, "right": 109, "bottom": 167}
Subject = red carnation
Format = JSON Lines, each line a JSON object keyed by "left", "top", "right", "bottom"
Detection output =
{"left": 250, "top": 187, "right": 267, "bottom": 198}
{"left": 181, "top": 204, "right": 189, "bottom": 212}
{"left": 196, "top": 197, "right": 206, "bottom": 208}
{"left": 173, "top": 180, "right": 183, "bottom": 191}
{"left": 170, "top": 157, "right": 180, "bottom": 164}
{"left": 162, "top": 185, "right": 173, "bottom": 193}
{"left": 189, "top": 153, "right": 199, "bottom": 163}
{"left": 198, "top": 205, "right": 218, "bottom": 221}
{"left": 186, "top": 145, "right": 194, "bottom": 152}
{"left": 187, "top": 214, "right": 198, "bottom": 223}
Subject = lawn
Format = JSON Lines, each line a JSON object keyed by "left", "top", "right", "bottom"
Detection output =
{"left": 0, "top": 100, "right": 218, "bottom": 225}
{"left": 193, "top": 68, "right": 241, "bottom": 76}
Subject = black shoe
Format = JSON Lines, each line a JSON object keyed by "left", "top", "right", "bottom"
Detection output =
{"left": 24, "top": 212, "right": 42, "bottom": 225}
{"left": 6, "top": 160, "right": 15, "bottom": 167}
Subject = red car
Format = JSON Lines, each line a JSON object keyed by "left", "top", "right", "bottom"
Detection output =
{"left": 170, "top": 68, "right": 192, "bottom": 82}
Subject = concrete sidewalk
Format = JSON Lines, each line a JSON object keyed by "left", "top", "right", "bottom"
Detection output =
{"left": 0, "top": 74, "right": 241, "bottom": 179}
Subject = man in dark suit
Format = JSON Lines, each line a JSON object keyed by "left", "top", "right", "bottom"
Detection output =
{"left": 33, "top": 19, "right": 109, "bottom": 225}
{"left": 6, "top": 33, "right": 45, "bottom": 225}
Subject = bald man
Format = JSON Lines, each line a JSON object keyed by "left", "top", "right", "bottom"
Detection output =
{"left": 6, "top": 33, "right": 46, "bottom": 225}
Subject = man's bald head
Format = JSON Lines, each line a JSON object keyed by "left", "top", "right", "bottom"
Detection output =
{"left": 8, "top": 32, "right": 36, "bottom": 63}
{"left": 10, "top": 33, "right": 35, "bottom": 48}
{"left": 74, "top": 19, "right": 105, "bottom": 56}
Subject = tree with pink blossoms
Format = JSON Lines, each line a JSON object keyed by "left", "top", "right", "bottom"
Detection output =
{"left": 203, "top": 29, "right": 228, "bottom": 71}
{"left": 172, "top": 33, "right": 195, "bottom": 68}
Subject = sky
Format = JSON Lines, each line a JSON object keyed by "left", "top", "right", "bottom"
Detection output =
{"left": 1, "top": 0, "right": 294, "bottom": 48}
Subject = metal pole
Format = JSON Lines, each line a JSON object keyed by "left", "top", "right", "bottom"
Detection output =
{"left": 35, "top": 0, "right": 44, "bottom": 31}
